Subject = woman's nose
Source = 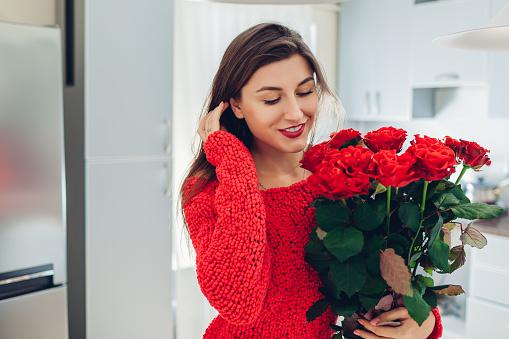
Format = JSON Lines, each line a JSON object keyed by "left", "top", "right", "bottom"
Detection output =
{"left": 284, "top": 97, "right": 304, "bottom": 121}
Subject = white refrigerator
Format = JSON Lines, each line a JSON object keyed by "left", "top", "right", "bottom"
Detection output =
{"left": 0, "top": 21, "right": 68, "bottom": 339}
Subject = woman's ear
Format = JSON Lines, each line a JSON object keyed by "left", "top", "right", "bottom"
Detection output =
{"left": 230, "top": 98, "right": 244, "bottom": 119}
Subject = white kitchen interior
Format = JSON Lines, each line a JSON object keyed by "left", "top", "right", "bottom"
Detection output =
{"left": 0, "top": 0, "right": 508, "bottom": 339}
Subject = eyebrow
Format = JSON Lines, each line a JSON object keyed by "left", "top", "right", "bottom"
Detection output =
{"left": 255, "top": 77, "right": 315, "bottom": 93}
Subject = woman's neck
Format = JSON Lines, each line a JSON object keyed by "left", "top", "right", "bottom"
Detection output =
{"left": 250, "top": 148, "right": 310, "bottom": 189}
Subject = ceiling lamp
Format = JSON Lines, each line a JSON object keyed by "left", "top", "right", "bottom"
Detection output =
{"left": 433, "top": 2, "right": 509, "bottom": 51}
{"left": 188, "top": 0, "right": 351, "bottom": 4}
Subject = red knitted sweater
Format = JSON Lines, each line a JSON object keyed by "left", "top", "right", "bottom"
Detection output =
{"left": 183, "top": 131, "right": 443, "bottom": 339}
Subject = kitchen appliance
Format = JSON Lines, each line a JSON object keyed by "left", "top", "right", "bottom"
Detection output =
{"left": 0, "top": 21, "right": 68, "bottom": 339}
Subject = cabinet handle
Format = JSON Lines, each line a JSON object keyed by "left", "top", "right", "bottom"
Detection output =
{"left": 165, "top": 119, "right": 171, "bottom": 154}
{"left": 435, "top": 73, "right": 459, "bottom": 81}
{"left": 365, "top": 92, "right": 371, "bottom": 115}
{"left": 165, "top": 163, "right": 172, "bottom": 198}
{"left": 374, "top": 91, "right": 381, "bottom": 115}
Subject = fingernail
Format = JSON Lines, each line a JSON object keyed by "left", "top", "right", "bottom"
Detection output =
{"left": 370, "top": 317, "right": 380, "bottom": 326}
{"left": 357, "top": 319, "right": 363, "bottom": 325}
{"left": 353, "top": 330, "right": 360, "bottom": 336}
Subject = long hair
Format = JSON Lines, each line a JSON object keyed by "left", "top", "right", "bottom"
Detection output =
{"left": 179, "top": 22, "right": 343, "bottom": 231}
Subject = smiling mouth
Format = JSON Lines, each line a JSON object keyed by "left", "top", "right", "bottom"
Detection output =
{"left": 278, "top": 123, "right": 306, "bottom": 138}
{"left": 281, "top": 124, "right": 304, "bottom": 133}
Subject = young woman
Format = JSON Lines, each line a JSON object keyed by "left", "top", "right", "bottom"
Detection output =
{"left": 180, "top": 23, "right": 443, "bottom": 339}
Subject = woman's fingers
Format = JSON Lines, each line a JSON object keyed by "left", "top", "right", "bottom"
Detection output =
{"left": 198, "top": 101, "right": 229, "bottom": 142}
{"left": 355, "top": 307, "right": 436, "bottom": 339}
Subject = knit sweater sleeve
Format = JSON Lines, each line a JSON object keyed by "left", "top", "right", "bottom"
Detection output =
{"left": 183, "top": 131, "right": 270, "bottom": 325}
{"left": 427, "top": 308, "right": 443, "bottom": 339}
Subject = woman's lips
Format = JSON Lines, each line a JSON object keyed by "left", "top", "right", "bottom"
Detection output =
{"left": 279, "top": 123, "right": 305, "bottom": 138}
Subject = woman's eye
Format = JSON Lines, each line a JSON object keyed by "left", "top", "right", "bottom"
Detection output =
{"left": 297, "top": 90, "right": 314, "bottom": 97}
{"left": 264, "top": 98, "right": 280, "bottom": 105}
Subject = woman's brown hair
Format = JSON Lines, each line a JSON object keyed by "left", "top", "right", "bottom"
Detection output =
{"left": 179, "top": 22, "right": 343, "bottom": 231}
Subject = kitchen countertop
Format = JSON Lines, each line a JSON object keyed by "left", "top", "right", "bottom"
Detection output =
{"left": 472, "top": 208, "right": 509, "bottom": 237}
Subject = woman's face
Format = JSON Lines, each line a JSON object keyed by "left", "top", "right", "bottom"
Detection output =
{"left": 230, "top": 54, "right": 318, "bottom": 155}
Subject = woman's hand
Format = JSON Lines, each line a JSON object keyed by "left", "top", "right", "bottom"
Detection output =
{"left": 354, "top": 307, "right": 436, "bottom": 339}
{"left": 198, "top": 101, "right": 229, "bottom": 142}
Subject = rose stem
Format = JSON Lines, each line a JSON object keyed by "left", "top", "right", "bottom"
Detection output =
{"left": 454, "top": 165, "right": 470, "bottom": 186}
{"left": 407, "top": 180, "right": 429, "bottom": 265}
{"left": 386, "top": 187, "right": 391, "bottom": 242}
{"left": 341, "top": 199, "right": 348, "bottom": 209}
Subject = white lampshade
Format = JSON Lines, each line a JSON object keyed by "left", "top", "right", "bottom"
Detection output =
{"left": 433, "top": 2, "right": 509, "bottom": 51}
{"left": 187, "top": 0, "right": 349, "bottom": 4}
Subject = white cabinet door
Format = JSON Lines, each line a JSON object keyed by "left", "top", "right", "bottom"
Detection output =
{"left": 86, "top": 161, "right": 173, "bottom": 339}
{"left": 412, "top": 0, "right": 489, "bottom": 86}
{"left": 466, "top": 297, "right": 509, "bottom": 339}
{"left": 86, "top": 0, "right": 173, "bottom": 158}
{"left": 339, "top": 0, "right": 411, "bottom": 120}
{"left": 339, "top": 0, "right": 376, "bottom": 119}
{"left": 488, "top": 0, "right": 509, "bottom": 118}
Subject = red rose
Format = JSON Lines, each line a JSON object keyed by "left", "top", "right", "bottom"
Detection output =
{"left": 458, "top": 139, "right": 491, "bottom": 170}
{"left": 444, "top": 136, "right": 461, "bottom": 155}
{"left": 443, "top": 137, "right": 491, "bottom": 171}
{"left": 363, "top": 127, "right": 407, "bottom": 153}
{"left": 328, "top": 128, "right": 362, "bottom": 149}
{"left": 406, "top": 135, "right": 457, "bottom": 181}
{"left": 367, "top": 150, "right": 419, "bottom": 188}
{"left": 308, "top": 146, "right": 373, "bottom": 199}
{"left": 301, "top": 141, "right": 330, "bottom": 173}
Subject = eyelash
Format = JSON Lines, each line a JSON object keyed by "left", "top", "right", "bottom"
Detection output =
{"left": 263, "top": 90, "right": 314, "bottom": 105}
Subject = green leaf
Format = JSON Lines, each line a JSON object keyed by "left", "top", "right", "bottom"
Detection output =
{"left": 398, "top": 202, "right": 421, "bottom": 233}
{"left": 359, "top": 293, "right": 382, "bottom": 311}
{"left": 306, "top": 297, "right": 331, "bottom": 322}
{"left": 423, "top": 288, "right": 438, "bottom": 309}
{"left": 304, "top": 252, "right": 331, "bottom": 273}
{"left": 315, "top": 203, "right": 350, "bottom": 231}
{"left": 305, "top": 227, "right": 324, "bottom": 254}
{"left": 359, "top": 274, "right": 387, "bottom": 295}
{"left": 449, "top": 185, "right": 470, "bottom": 204}
{"left": 448, "top": 245, "right": 466, "bottom": 273}
{"left": 432, "top": 192, "right": 460, "bottom": 209}
{"left": 409, "top": 252, "right": 422, "bottom": 266}
{"left": 460, "top": 225, "right": 488, "bottom": 249}
{"left": 387, "top": 234, "right": 409, "bottom": 254}
{"left": 365, "top": 252, "right": 381, "bottom": 276}
{"left": 330, "top": 255, "right": 367, "bottom": 298}
{"left": 374, "top": 182, "right": 387, "bottom": 197}
{"left": 362, "top": 235, "right": 384, "bottom": 257}
{"left": 415, "top": 274, "right": 434, "bottom": 288}
{"left": 334, "top": 297, "right": 358, "bottom": 317}
{"left": 353, "top": 201, "right": 385, "bottom": 231}
{"left": 450, "top": 203, "right": 504, "bottom": 220}
{"left": 428, "top": 214, "right": 444, "bottom": 249}
{"left": 324, "top": 225, "right": 364, "bottom": 262}
{"left": 430, "top": 284, "right": 465, "bottom": 296}
{"left": 403, "top": 287, "right": 432, "bottom": 326}
{"left": 428, "top": 240, "right": 450, "bottom": 273}
{"left": 340, "top": 137, "right": 360, "bottom": 149}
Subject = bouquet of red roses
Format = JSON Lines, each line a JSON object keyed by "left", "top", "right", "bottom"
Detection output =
{"left": 301, "top": 127, "right": 502, "bottom": 339}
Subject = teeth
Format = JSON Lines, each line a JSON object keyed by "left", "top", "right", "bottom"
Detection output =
{"left": 284, "top": 125, "right": 303, "bottom": 132}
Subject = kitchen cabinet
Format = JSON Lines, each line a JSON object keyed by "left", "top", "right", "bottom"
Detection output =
{"left": 84, "top": 0, "right": 174, "bottom": 338}
{"left": 87, "top": 161, "right": 172, "bottom": 339}
{"left": 487, "top": 0, "right": 509, "bottom": 118}
{"left": 86, "top": 0, "right": 173, "bottom": 158}
{"left": 339, "top": 0, "right": 412, "bottom": 121}
{"left": 466, "top": 232, "right": 509, "bottom": 338}
{"left": 411, "top": 0, "right": 489, "bottom": 87}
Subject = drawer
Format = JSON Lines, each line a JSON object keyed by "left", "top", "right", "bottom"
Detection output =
{"left": 466, "top": 297, "right": 509, "bottom": 339}
{"left": 470, "top": 266, "right": 509, "bottom": 306}
{"left": 471, "top": 233, "right": 509, "bottom": 271}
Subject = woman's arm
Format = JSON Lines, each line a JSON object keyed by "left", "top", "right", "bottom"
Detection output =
{"left": 183, "top": 130, "right": 271, "bottom": 325}
{"left": 353, "top": 307, "right": 443, "bottom": 339}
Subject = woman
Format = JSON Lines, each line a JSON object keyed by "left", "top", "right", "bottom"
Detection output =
{"left": 180, "top": 22, "right": 442, "bottom": 339}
